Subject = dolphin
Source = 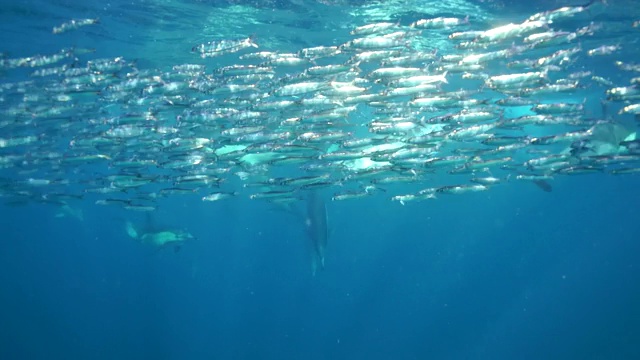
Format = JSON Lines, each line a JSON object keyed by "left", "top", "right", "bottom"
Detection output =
{"left": 305, "top": 191, "right": 328, "bottom": 276}
{"left": 54, "top": 203, "right": 84, "bottom": 221}
{"left": 125, "top": 216, "right": 193, "bottom": 252}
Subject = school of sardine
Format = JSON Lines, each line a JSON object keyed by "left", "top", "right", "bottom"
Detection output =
{"left": 1, "top": 0, "right": 639, "bottom": 211}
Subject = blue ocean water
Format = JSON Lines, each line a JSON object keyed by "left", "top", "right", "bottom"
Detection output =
{"left": 1, "top": 0, "right": 640, "bottom": 359}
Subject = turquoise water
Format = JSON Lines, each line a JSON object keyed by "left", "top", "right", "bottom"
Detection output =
{"left": 1, "top": 0, "right": 640, "bottom": 359}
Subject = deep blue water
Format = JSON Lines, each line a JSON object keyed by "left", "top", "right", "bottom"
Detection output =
{"left": 1, "top": 0, "right": 640, "bottom": 359}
